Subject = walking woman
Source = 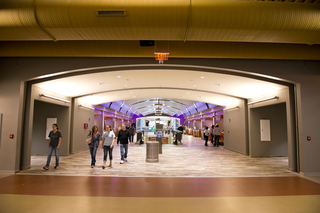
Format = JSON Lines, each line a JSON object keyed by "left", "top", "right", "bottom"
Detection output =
{"left": 43, "top": 123, "right": 62, "bottom": 170}
{"left": 101, "top": 125, "right": 116, "bottom": 169}
{"left": 87, "top": 125, "right": 100, "bottom": 168}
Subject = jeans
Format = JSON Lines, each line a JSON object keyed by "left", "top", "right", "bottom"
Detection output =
{"left": 46, "top": 146, "right": 59, "bottom": 166}
{"left": 211, "top": 133, "right": 214, "bottom": 144}
{"left": 129, "top": 134, "right": 134, "bottom": 143}
{"left": 103, "top": 146, "right": 113, "bottom": 162}
{"left": 204, "top": 136, "right": 208, "bottom": 145}
{"left": 120, "top": 144, "right": 128, "bottom": 161}
{"left": 89, "top": 146, "right": 98, "bottom": 166}
{"left": 214, "top": 135, "right": 221, "bottom": 147}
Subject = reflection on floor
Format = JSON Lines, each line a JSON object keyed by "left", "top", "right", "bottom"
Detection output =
{"left": 19, "top": 135, "right": 295, "bottom": 177}
{"left": 1, "top": 175, "right": 320, "bottom": 213}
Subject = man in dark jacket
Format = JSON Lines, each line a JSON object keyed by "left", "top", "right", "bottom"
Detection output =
{"left": 117, "top": 124, "right": 131, "bottom": 164}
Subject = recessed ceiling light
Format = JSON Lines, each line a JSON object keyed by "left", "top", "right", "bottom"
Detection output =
{"left": 130, "top": 92, "right": 133, "bottom": 93}
{"left": 193, "top": 85, "right": 196, "bottom": 87}
{"left": 124, "top": 85, "right": 127, "bottom": 87}
{"left": 133, "top": 96, "right": 136, "bottom": 98}
{"left": 183, "top": 96, "right": 185, "bottom": 98}
{"left": 117, "top": 76, "right": 121, "bottom": 78}
{"left": 187, "top": 92, "right": 189, "bottom": 94}
{"left": 200, "top": 77, "right": 204, "bottom": 79}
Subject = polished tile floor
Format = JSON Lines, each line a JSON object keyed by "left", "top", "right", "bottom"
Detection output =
{"left": 19, "top": 135, "right": 296, "bottom": 177}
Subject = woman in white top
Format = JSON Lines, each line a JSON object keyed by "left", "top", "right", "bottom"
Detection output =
{"left": 101, "top": 125, "right": 116, "bottom": 169}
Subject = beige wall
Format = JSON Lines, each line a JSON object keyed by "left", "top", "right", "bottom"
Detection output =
{"left": 223, "top": 99, "right": 248, "bottom": 155}
{"left": 248, "top": 87, "right": 295, "bottom": 170}
{"left": 71, "top": 98, "right": 95, "bottom": 153}
{"left": 0, "top": 58, "right": 319, "bottom": 175}
{"left": 32, "top": 100, "right": 69, "bottom": 155}
{"left": 249, "top": 103, "right": 288, "bottom": 157}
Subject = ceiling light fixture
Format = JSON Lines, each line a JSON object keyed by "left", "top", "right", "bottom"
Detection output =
{"left": 79, "top": 105, "right": 95, "bottom": 110}
{"left": 223, "top": 106, "right": 239, "bottom": 111}
{"left": 248, "top": 96, "right": 279, "bottom": 105}
{"left": 117, "top": 76, "right": 121, "bottom": 78}
{"left": 200, "top": 77, "right": 204, "bottom": 79}
{"left": 39, "top": 94, "right": 70, "bottom": 103}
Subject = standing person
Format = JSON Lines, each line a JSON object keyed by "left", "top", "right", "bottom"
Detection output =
{"left": 117, "top": 124, "right": 131, "bottom": 164}
{"left": 43, "top": 123, "right": 62, "bottom": 170}
{"left": 214, "top": 124, "right": 221, "bottom": 147}
{"left": 177, "top": 125, "right": 184, "bottom": 139}
{"left": 101, "top": 125, "right": 115, "bottom": 169}
{"left": 129, "top": 125, "right": 135, "bottom": 143}
{"left": 210, "top": 125, "right": 215, "bottom": 145}
{"left": 87, "top": 125, "right": 100, "bottom": 168}
{"left": 204, "top": 127, "right": 209, "bottom": 146}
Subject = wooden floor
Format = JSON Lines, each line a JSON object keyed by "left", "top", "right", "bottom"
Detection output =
{"left": 0, "top": 174, "right": 320, "bottom": 213}
{"left": 1, "top": 135, "right": 320, "bottom": 213}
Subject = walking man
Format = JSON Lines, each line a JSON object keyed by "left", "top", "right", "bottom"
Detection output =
{"left": 214, "top": 124, "right": 221, "bottom": 147}
{"left": 117, "top": 124, "right": 131, "bottom": 164}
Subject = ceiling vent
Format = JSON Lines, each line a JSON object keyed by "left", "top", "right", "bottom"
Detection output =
{"left": 96, "top": 10, "right": 126, "bottom": 17}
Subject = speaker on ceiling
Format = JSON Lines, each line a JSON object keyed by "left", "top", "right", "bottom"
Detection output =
{"left": 140, "top": 40, "right": 155, "bottom": 46}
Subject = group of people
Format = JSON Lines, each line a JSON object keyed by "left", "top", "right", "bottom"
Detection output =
{"left": 43, "top": 123, "right": 134, "bottom": 170}
{"left": 204, "top": 124, "right": 221, "bottom": 147}
{"left": 87, "top": 123, "right": 133, "bottom": 168}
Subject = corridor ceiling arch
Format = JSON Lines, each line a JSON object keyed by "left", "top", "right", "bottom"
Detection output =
{"left": 33, "top": 66, "right": 288, "bottom": 116}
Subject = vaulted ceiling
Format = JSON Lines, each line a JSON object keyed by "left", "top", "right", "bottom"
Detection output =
{"left": 34, "top": 69, "right": 287, "bottom": 116}
{"left": 0, "top": 0, "right": 319, "bottom": 59}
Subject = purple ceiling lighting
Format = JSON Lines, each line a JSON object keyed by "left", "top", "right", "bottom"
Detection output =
{"left": 174, "top": 101, "right": 217, "bottom": 117}
{"left": 101, "top": 101, "right": 142, "bottom": 116}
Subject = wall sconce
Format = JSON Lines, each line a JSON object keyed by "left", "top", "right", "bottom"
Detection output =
{"left": 39, "top": 94, "right": 70, "bottom": 103}
{"left": 223, "top": 106, "right": 239, "bottom": 111}
{"left": 79, "top": 105, "right": 95, "bottom": 110}
{"left": 248, "top": 96, "right": 279, "bottom": 105}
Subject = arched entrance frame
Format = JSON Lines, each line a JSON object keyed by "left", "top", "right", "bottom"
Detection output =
{"left": 21, "top": 64, "right": 298, "bottom": 173}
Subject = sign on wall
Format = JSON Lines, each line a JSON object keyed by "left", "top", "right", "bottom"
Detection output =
{"left": 46, "top": 118, "right": 57, "bottom": 139}
{"left": 260, "top": 119, "right": 271, "bottom": 141}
